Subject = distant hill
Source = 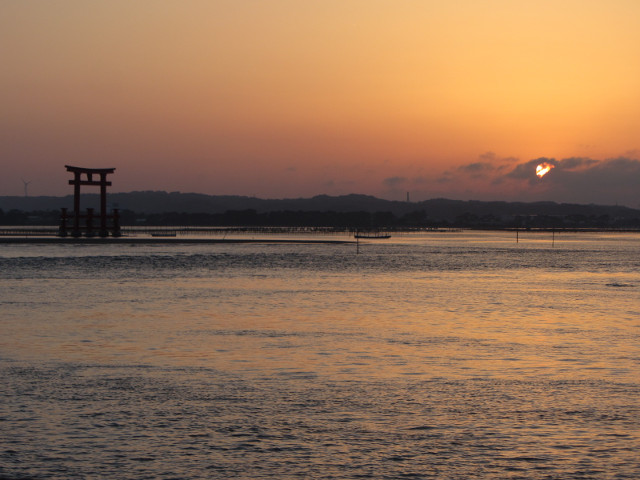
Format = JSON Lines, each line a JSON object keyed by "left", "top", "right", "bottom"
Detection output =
{"left": 0, "top": 192, "right": 397, "bottom": 215}
{"left": 1, "top": 192, "right": 640, "bottom": 227}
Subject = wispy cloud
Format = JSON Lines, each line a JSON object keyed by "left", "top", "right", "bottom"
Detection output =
{"left": 383, "top": 176, "right": 408, "bottom": 188}
{"left": 458, "top": 162, "right": 494, "bottom": 177}
{"left": 478, "top": 156, "right": 640, "bottom": 205}
{"left": 406, "top": 154, "right": 640, "bottom": 207}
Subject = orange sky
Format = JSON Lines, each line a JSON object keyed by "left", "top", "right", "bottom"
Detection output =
{"left": 2, "top": 1, "right": 639, "bottom": 204}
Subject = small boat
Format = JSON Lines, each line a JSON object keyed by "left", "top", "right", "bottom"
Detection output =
{"left": 354, "top": 232, "right": 391, "bottom": 239}
{"left": 151, "top": 232, "right": 177, "bottom": 237}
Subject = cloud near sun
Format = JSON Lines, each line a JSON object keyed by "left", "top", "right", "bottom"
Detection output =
{"left": 404, "top": 156, "right": 640, "bottom": 206}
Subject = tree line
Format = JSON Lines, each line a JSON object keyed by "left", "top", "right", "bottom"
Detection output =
{"left": 2, "top": 208, "right": 639, "bottom": 229}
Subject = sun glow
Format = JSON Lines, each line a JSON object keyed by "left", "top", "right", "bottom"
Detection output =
{"left": 536, "top": 162, "right": 555, "bottom": 178}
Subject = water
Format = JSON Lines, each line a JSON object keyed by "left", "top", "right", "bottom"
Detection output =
{"left": 1, "top": 231, "right": 639, "bottom": 479}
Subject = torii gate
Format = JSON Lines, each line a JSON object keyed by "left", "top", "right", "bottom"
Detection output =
{"left": 59, "top": 165, "right": 120, "bottom": 237}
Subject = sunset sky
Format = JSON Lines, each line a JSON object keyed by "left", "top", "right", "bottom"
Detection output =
{"left": 2, "top": 1, "right": 639, "bottom": 206}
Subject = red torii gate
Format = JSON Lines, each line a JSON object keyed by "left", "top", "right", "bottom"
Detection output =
{"left": 59, "top": 165, "right": 120, "bottom": 237}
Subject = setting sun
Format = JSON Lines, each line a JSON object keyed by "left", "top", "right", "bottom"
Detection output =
{"left": 536, "top": 162, "right": 555, "bottom": 178}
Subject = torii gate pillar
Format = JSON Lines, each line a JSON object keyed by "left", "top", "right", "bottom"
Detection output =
{"left": 59, "top": 165, "right": 120, "bottom": 237}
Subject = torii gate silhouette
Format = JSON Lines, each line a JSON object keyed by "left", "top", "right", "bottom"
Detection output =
{"left": 59, "top": 165, "right": 120, "bottom": 237}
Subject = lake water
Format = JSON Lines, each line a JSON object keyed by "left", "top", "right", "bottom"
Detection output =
{"left": 1, "top": 231, "right": 639, "bottom": 479}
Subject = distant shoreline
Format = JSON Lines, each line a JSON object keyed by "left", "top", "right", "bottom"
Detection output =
{"left": 0, "top": 237, "right": 354, "bottom": 245}
{"left": 3, "top": 193, "right": 640, "bottom": 231}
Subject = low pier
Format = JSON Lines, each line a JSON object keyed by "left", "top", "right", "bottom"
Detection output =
{"left": 0, "top": 226, "right": 355, "bottom": 244}
{"left": 0, "top": 226, "right": 354, "bottom": 236}
{"left": 0, "top": 227, "right": 59, "bottom": 237}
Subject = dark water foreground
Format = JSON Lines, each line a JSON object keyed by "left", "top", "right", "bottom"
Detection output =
{"left": 1, "top": 232, "right": 639, "bottom": 478}
{"left": 2, "top": 363, "right": 639, "bottom": 479}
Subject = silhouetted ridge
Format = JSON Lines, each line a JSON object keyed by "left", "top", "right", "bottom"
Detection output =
{"left": 1, "top": 192, "right": 639, "bottom": 228}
